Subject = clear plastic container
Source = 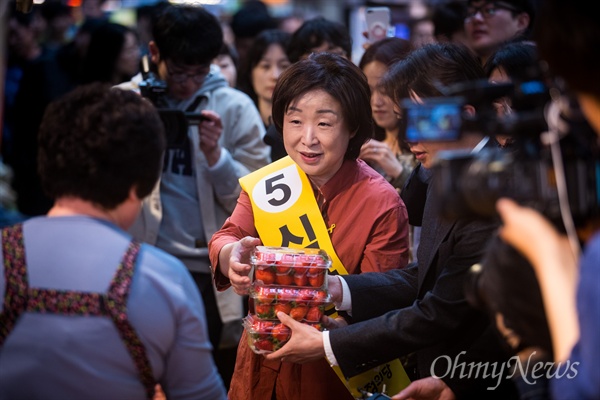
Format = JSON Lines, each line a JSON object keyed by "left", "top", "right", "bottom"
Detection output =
{"left": 251, "top": 246, "right": 331, "bottom": 290}
{"left": 243, "top": 314, "right": 324, "bottom": 354}
{"left": 249, "top": 285, "right": 330, "bottom": 322}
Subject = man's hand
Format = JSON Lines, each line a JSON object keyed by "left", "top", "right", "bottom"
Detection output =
{"left": 227, "top": 236, "right": 261, "bottom": 295}
{"left": 264, "top": 312, "right": 326, "bottom": 364}
{"left": 327, "top": 275, "right": 343, "bottom": 304}
{"left": 198, "top": 110, "right": 223, "bottom": 166}
{"left": 322, "top": 315, "right": 348, "bottom": 330}
{"left": 392, "top": 377, "right": 456, "bottom": 400}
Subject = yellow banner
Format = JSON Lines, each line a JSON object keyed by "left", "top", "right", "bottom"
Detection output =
{"left": 240, "top": 156, "right": 410, "bottom": 398}
{"left": 239, "top": 156, "right": 346, "bottom": 275}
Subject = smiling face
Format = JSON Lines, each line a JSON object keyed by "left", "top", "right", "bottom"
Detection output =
{"left": 283, "top": 89, "right": 351, "bottom": 187}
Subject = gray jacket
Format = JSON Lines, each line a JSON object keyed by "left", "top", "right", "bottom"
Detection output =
{"left": 118, "top": 66, "right": 269, "bottom": 330}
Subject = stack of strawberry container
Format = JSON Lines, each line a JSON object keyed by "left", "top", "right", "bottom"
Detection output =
{"left": 243, "top": 246, "right": 332, "bottom": 354}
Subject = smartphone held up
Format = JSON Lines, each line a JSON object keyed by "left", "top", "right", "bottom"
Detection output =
{"left": 365, "top": 7, "right": 392, "bottom": 43}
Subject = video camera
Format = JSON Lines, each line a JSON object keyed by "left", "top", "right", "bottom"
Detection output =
{"left": 139, "top": 69, "right": 206, "bottom": 148}
{"left": 400, "top": 77, "right": 600, "bottom": 229}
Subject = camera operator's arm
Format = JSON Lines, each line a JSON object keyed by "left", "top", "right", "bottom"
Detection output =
{"left": 496, "top": 198, "right": 579, "bottom": 362}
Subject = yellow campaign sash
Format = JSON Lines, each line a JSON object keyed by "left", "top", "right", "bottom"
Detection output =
{"left": 240, "top": 156, "right": 411, "bottom": 398}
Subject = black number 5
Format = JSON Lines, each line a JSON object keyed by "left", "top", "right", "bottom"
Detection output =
{"left": 265, "top": 173, "right": 291, "bottom": 206}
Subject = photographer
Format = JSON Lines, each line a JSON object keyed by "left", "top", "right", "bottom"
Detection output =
{"left": 496, "top": 1, "right": 600, "bottom": 398}
{"left": 115, "top": 4, "right": 270, "bottom": 389}
{"left": 265, "top": 43, "right": 518, "bottom": 400}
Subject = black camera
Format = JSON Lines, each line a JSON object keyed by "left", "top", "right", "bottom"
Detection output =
{"left": 139, "top": 71, "right": 206, "bottom": 148}
{"left": 401, "top": 78, "right": 600, "bottom": 228}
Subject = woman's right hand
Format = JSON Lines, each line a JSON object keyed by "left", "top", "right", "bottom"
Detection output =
{"left": 227, "top": 236, "right": 262, "bottom": 295}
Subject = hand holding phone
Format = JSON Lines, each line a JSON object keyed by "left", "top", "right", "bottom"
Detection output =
{"left": 366, "top": 7, "right": 391, "bottom": 43}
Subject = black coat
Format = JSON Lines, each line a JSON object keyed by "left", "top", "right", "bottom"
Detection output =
{"left": 329, "top": 169, "right": 519, "bottom": 399}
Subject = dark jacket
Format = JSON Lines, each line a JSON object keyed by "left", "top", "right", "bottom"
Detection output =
{"left": 329, "top": 169, "right": 518, "bottom": 399}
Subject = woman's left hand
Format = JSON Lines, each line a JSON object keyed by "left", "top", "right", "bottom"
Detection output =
{"left": 227, "top": 236, "right": 262, "bottom": 295}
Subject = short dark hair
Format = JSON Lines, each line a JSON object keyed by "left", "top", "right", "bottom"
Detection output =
{"left": 238, "top": 29, "right": 291, "bottom": 106}
{"left": 381, "top": 43, "right": 485, "bottom": 141}
{"left": 271, "top": 53, "right": 373, "bottom": 160}
{"left": 287, "top": 17, "right": 352, "bottom": 63}
{"left": 38, "top": 83, "right": 166, "bottom": 209}
{"left": 381, "top": 42, "right": 486, "bottom": 104}
{"left": 432, "top": 1, "right": 467, "bottom": 41}
{"left": 483, "top": 41, "right": 541, "bottom": 82}
{"left": 152, "top": 4, "right": 223, "bottom": 65}
{"left": 358, "top": 37, "right": 411, "bottom": 71}
{"left": 230, "top": 0, "right": 276, "bottom": 39}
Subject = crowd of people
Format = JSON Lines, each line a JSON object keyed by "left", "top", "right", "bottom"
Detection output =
{"left": 1, "top": 0, "right": 598, "bottom": 399}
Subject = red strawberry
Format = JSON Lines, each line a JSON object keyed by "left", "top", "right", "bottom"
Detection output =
{"left": 308, "top": 273, "right": 324, "bottom": 288}
{"left": 273, "top": 302, "right": 292, "bottom": 315}
{"left": 272, "top": 323, "right": 291, "bottom": 342}
{"left": 254, "top": 339, "right": 273, "bottom": 352}
{"left": 308, "top": 265, "right": 323, "bottom": 275}
{"left": 255, "top": 303, "right": 273, "bottom": 319}
{"left": 275, "top": 260, "right": 291, "bottom": 274}
{"left": 257, "top": 321, "right": 274, "bottom": 339}
{"left": 293, "top": 273, "right": 308, "bottom": 287}
{"left": 279, "top": 287, "right": 297, "bottom": 302}
{"left": 255, "top": 267, "right": 275, "bottom": 285}
{"left": 250, "top": 318, "right": 273, "bottom": 338}
{"left": 289, "top": 304, "right": 308, "bottom": 321}
{"left": 312, "top": 289, "right": 328, "bottom": 303}
{"left": 305, "top": 306, "right": 323, "bottom": 322}
{"left": 275, "top": 272, "right": 293, "bottom": 286}
{"left": 297, "top": 288, "right": 315, "bottom": 301}
{"left": 255, "top": 286, "right": 276, "bottom": 304}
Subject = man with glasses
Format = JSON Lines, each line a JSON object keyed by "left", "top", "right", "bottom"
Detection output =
{"left": 464, "top": 0, "right": 536, "bottom": 65}
{"left": 116, "top": 4, "right": 269, "bottom": 390}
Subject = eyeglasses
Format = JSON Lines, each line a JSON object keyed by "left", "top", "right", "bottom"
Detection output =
{"left": 164, "top": 61, "right": 210, "bottom": 84}
{"left": 465, "top": 2, "right": 520, "bottom": 21}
